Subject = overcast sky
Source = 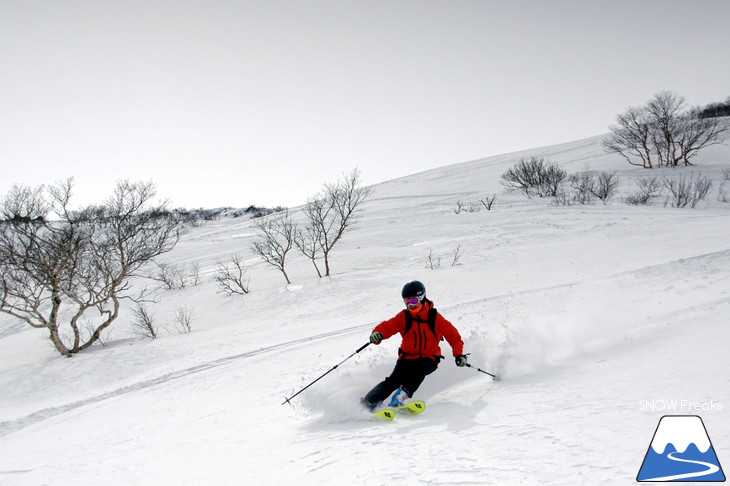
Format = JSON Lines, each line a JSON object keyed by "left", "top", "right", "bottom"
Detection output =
{"left": 1, "top": 0, "right": 729, "bottom": 209}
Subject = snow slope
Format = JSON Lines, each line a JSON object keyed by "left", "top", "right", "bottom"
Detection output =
{"left": 1, "top": 134, "right": 729, "bottom": 485}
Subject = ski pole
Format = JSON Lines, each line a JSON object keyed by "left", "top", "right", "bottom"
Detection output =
{"left": 282, "top": 342, "right": 371, "bottom": 405}
{"left": 466, "top": 363, "right": 499, "bottom": 381}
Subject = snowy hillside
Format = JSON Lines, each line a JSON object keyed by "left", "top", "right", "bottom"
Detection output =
{"left": 1, "top": 134, "right": 729, "bottom": 485}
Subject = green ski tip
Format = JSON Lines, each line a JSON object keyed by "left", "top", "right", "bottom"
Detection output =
{"left": 372, "top": 409, "right": 395, "bottom": 420}
{"left": 396, "top": 400, "right": 426, "bottom": 415}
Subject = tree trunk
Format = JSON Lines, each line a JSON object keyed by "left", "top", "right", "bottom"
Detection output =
{"left": 308, "top": 257, "right": 322, "bottom": 278}
{"left": 48, "top": 326, "right": 72, "bottom": 357}
{"left": 323, "top": 251, "right": 331, "bottom": 277}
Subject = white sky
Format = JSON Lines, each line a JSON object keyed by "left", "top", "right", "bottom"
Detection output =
{"left": 1, "top": 0, "right": 729, "bottom": 209}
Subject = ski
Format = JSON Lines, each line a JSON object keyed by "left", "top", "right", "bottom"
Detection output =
{"left": 397, "top": 400, "right": 426, "bottom": 415}
{"left": 371, "top": 409, "right": 395, "bottom": 420}
{"left": 371, "top": 401, "right": 426, "bottom": 420}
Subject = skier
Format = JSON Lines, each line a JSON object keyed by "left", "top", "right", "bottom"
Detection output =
{"left": 361, "top": 280, "right": 468, "bottom": 412}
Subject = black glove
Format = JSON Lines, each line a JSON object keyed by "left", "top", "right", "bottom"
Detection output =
{"left": 369, "top": 332, "right": 383, "bottom": 344}
{"left": 455, "top": 355, "right": 468, "bottom": 367}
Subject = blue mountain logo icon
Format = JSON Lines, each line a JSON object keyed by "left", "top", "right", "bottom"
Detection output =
{"left": 637, "top": 415, "right": 726, "bottom": 482}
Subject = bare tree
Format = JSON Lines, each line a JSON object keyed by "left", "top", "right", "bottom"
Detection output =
{"left": 603, "top": 106, "right": 655, "bottom": 168}
{"left": 294, "top": 220, "right": 324, "bottom": 278}
{"left": 214, "top": 254, "right": 251, "bottom": 296}
{"left": 647, "top": 91, "right": 685, "bottom": 167}
{"left": 0, "top": 179, "right": 185, "bottom": 356}
{"left": 301, "top": 168, "right": 373, "bottom": 277}
{"left": 1, "top": 184, "right": 50, "bottom": 222}
{"left": 604, "top": 91, "right": 729, "bottom": 168}
{"left": 251, "top": 209, "right": 296, "bottom": 284}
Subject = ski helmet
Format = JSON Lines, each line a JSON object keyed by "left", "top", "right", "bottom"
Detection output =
{"left": 401, "top": 281, "right": 426, "bottom": 301}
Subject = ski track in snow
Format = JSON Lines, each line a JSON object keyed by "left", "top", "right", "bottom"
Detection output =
{"left": 0, "top": 322, "right": 373, "bottom": 439}
{"left": 0, "top": 322, "right": 25, "bottom": 339}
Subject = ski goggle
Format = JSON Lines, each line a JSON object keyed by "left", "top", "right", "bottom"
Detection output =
{"left": 403, "top": 297, "right": 422, "bottom": 307}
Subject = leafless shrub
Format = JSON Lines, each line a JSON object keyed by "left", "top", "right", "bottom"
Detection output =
{"left": 243, "top": 205, "right": 286, "bottom": 219}
{"left": 565, "top": 169, "right": 621, "bottom": 205}
{"left": 625, "top": 177, "right": 664, "bottom": 205}
{"left": 154, "top": 262, "right": 181, "bottom": 289}
{"left": 152, "top": 261, "right": 201, "bottom": 290}
{"left": 552, "top": 191, "right": 575, "bottom": 206}
{"left": 479, "top": 194, "right": 497, "bottom": 210}
{"left": 664, "top": 173, "right": 713, "bottom": 208}
{"left": 501, "top": 156, "right": 567, "bottom": 198}
{"left": 131, "top": 304, "right": 158, "bottom": 339}
{"left": 718, "top": 169, "right": 730, "bottom": 202}
{"left": 173, "top": 208, "right": 224, "bottom": 227}
{"left": 567, "top": 171, "right": 597, "bottom": 205}
{"left": 174, "top": 305, "right": 193, "bottom": 334}
{"left": 215, "top": 254, "right": 251, "bottom": 296}
{"left": 426, "top": 246, "right": 464, "bottom": 269}
{"left": 593, "top": 171, "right": 621, "bottom": 203}
{"left": 454, "top": 201, "right": 481, "bottom": 214}
{"left": 451, "top": 245, "right": 463, "bottom": 266}
{"left": 425, "top": 249, "right": 441, "bottom": 270}
{"left": 717, "top": 183, "right": 729, "bottom": 203}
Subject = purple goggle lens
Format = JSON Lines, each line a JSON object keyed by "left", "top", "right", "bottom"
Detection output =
{"left": 404, "top": 297, "right": 421, "bottom": 306}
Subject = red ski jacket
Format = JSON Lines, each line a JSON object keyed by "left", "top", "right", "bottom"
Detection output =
{"left": 372, "top": 299, "right": 464, "bottom": 361}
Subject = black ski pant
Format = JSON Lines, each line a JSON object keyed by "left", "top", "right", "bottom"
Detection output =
{"left": 362, "top": 357, "right": 438, "bottom": 411}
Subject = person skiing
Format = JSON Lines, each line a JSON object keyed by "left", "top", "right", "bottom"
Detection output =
{"left": 361, "top": 280, "right": 468, "bottom": 412}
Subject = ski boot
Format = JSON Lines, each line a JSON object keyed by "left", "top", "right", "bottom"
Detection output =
{"left": 388, "top": 387, "right": 410, "bottom": 408}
